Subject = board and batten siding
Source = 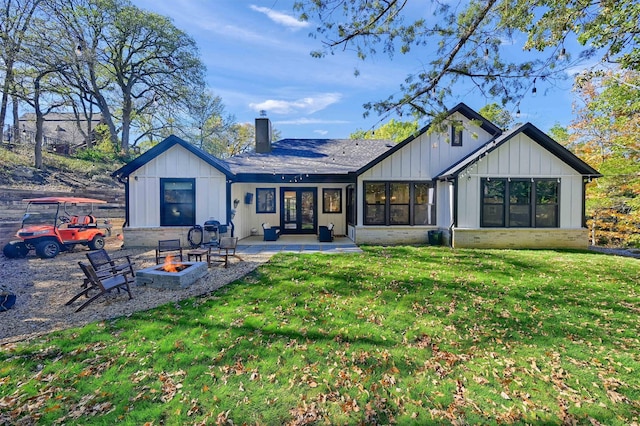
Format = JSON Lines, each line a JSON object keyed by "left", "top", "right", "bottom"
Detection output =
{"left": 456, "top": 132, "right": 585, "bottom": 229}
{"left": 127, "top": 144, "right": 227, "bottom": 228}
{"left": 359, "top": 112, "right": 496, "bottom": 182}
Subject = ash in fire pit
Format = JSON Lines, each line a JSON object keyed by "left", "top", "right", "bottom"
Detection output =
{"left": 136, "top": 261, "right": 208, "bottom": 289}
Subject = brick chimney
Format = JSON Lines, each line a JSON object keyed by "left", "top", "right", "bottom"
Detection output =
{"left": 255, "top": 114, "right": 272, "bottom": 153}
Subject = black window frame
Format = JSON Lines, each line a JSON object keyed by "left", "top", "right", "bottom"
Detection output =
{"left": 346, "top": 185, "right": 356, "bottom": 226}
{"left": 363, "top": 181, "right": 436, "bottom": 226}
{"left": 480, "top": 178, "right": 560, "bottom": 228}
{"left": 451, "top": 120, "right": 463, "bottom": 147}
{"left": 160, "top": 178, "right": 196, "bottom": 227}
{"left": 535, "top": 179, "right": 560, "bottom": 228}
{"left": 322, "top": 188, "right": 342, "bottom": 213}
{"left": 256, "top": 188, "right": 276, "bottom": 214}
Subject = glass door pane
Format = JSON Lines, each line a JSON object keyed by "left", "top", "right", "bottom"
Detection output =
{"left": 283, "top": 190, "right": 297, "bottom": 230}
{"left": 301, "top": 190, "right": 315, "bottom": 231}
{"left": 280, "top": 188, "right": 317, "bottom": 233}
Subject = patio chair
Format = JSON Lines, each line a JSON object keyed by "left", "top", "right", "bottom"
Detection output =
{"left": 156, "top": 239, "right": 183, "bottom": 264}
{"left": 318, "top": 223, "right": 334, "bottom": 242}
{"left": 262, "top": 223, "right": 281, "bottom": 241}
{"left": 86, "top": 249, "right": 136, "bottom": 277}
{"left": 66, "top": 262, "right": 134, "bottom": 312}
{"left": 208, "top": 236, "right": 242, "bottom": 268}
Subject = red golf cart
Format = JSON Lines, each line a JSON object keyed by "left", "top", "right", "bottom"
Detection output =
{"left": 2, "top": 197, "right": 112, "bottom": 259}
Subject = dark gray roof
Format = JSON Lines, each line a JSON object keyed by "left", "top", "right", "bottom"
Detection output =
{"left": 436, "top": 122, "right": 601, "bottom": 179}
{"left": 225, "top": 138, "right": 395, "bottom": 176}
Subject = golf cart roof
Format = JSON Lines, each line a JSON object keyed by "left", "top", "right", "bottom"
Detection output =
{"left": 22, "top": 197, "right": 107, "bottom": 204}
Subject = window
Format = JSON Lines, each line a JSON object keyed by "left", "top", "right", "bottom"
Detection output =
{"left": 535, "top": 180, "right": 559, "bottom": 227}
{"left": 390, "top": 183, "right": 410, "bottom": 224}
{"left": 481, "top": 179, "right": 505, "bottom": 227}
{"left": 346, "top": 185, "right": 356, "bottom": 226}
{"left": 509, "top": 180, "right": 531, "bottom": 227}
{"left": 451, "top": 120, "right": 463, "bottom": 146}
{"left": 160, "top": 178, "right": 195, "bottom": 226}
{"left": 256, "top": 188, "right": 276, "bottom": 213}
{"left": 322, "top": 188, "right": 342, "bottom": 213}
{"left": 414, "top": 183, "right": 436, "bottom": 225}
{"left": 481, "top": 178, "right": 559, "bottom": 227}
{"left": 364, "top": 183, "right": 386, "bottom": 225}
{"left": 364, "top": 181, "right": 436, "bottom": 226}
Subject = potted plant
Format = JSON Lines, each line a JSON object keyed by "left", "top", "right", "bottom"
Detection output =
{"left": 0, "top": 283, "right": 16, "bottom": 312}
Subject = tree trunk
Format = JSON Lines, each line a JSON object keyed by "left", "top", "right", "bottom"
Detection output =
{"left": 91, "top": 86, "right": 119, "bottom": 152}
{"left": 34, "top": 112, "right": 44, "bottom": 169}
{"left": 120, "top": 94, "right": 132, "bottom": 154}
{"left": 0, "top": 61, "right": 13, "bottom": 137}
{"left": 12, "top": 95, "right": 20, "bottom": 143}
{"left": 33, "top": 76, "right": 43, "bottom": 170}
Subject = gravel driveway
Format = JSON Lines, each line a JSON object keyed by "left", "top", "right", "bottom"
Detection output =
{"left": 0, "top": 238, "right": 272, "bottom": 345}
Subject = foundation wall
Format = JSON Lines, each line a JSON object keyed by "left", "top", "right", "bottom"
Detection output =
{"left": 452, "top": 228, "right": 589, "bottom": 249}
{"left": 354, "top": 226, "right": 451, "bottom": 246}
{"left": 123, "top": 227, "right": 195, "bottom": 248}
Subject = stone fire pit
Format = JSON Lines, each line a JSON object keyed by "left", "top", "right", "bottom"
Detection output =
{"left": 136, "top": 261, "right": 208, "bottom": 289}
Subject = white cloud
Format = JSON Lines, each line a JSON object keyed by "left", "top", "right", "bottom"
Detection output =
{"left": 250, "top": 5, "right": 309, "bottom": 30}
{"left": 250, "top": 93, "right": 343, "bottom": 115}
{"left": 313, "top": 129, "right": 329, "bottom": 136}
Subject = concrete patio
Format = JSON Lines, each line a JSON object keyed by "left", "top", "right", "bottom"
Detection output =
{"left": 234, "top": 235, "right": 362, "bottom": 254}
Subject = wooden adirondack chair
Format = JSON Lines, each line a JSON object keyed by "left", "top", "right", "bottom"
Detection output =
{"left": 66, "top": 262, "right": 134, "bottom": 312}
{"left": 86, "top": 249, "right": 135, "bottom": 277}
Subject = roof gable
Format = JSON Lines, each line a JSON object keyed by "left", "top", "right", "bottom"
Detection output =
{"left": 436, "top": 122, "right": 601, "bottom": 179}
{"left": 112, "top": 135, "right": 232, "bottom": 179}
{"left": 356, "top": 102, "right": 503, "bottom": 175}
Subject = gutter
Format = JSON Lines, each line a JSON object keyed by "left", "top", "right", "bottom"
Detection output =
{"left": 115, "top": 174, "right": 129, "bottom": 229}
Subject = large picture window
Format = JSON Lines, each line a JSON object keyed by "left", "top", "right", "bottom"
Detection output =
{"left": 160, "top": 178, "right": 195, "bottom": 226}
{"left": 322, "top": 188, "right": 342, "bottom": 213}
{"left": 256, "top": 188, "right": 276, "bottom": 213}
{"left": 481, "top": 178, "right": 559, "bottom": 228}
{"left": 364, "top": 181, "right": 436, "bottom": 226}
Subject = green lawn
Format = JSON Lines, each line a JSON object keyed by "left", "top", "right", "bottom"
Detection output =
{"left": 1, "top": 247, "right": 639, "bottom": 425}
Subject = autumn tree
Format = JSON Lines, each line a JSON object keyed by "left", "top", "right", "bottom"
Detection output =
{"left": 569, "top": 70, "right": 640, "bottom": 247}
{"left": 294, "top": 0, "right": 640, "bottom": 121}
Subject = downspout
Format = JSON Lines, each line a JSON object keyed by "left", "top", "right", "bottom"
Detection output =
{"left": 582, "top": 177, "right": 588, "bottom": 229}
{"left": 448, "top": 177, "right": 458, "bottom": 248}
{"left": 116, "top": 174, "right": 130, "bottom": 229}
{"left": 226, "top": 178, "right": 234, "bottom": 237}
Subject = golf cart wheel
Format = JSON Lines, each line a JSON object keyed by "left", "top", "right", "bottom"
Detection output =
{"left": 3, "top": 241, "right": 29, "bottom": 259}
{"left": 88, "top": 235, "right": 105, "bottom": 251}
{"left": 35, "top": 240, "right": 61, "bottom": 259}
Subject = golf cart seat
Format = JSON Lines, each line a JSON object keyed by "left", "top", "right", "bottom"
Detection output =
{"left": 69, "top": 215, "right": 96, "bottom": 228}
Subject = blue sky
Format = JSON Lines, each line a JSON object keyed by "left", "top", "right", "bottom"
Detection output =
{"left": 133, "top": 0, "right": 586, "bottom": 139}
